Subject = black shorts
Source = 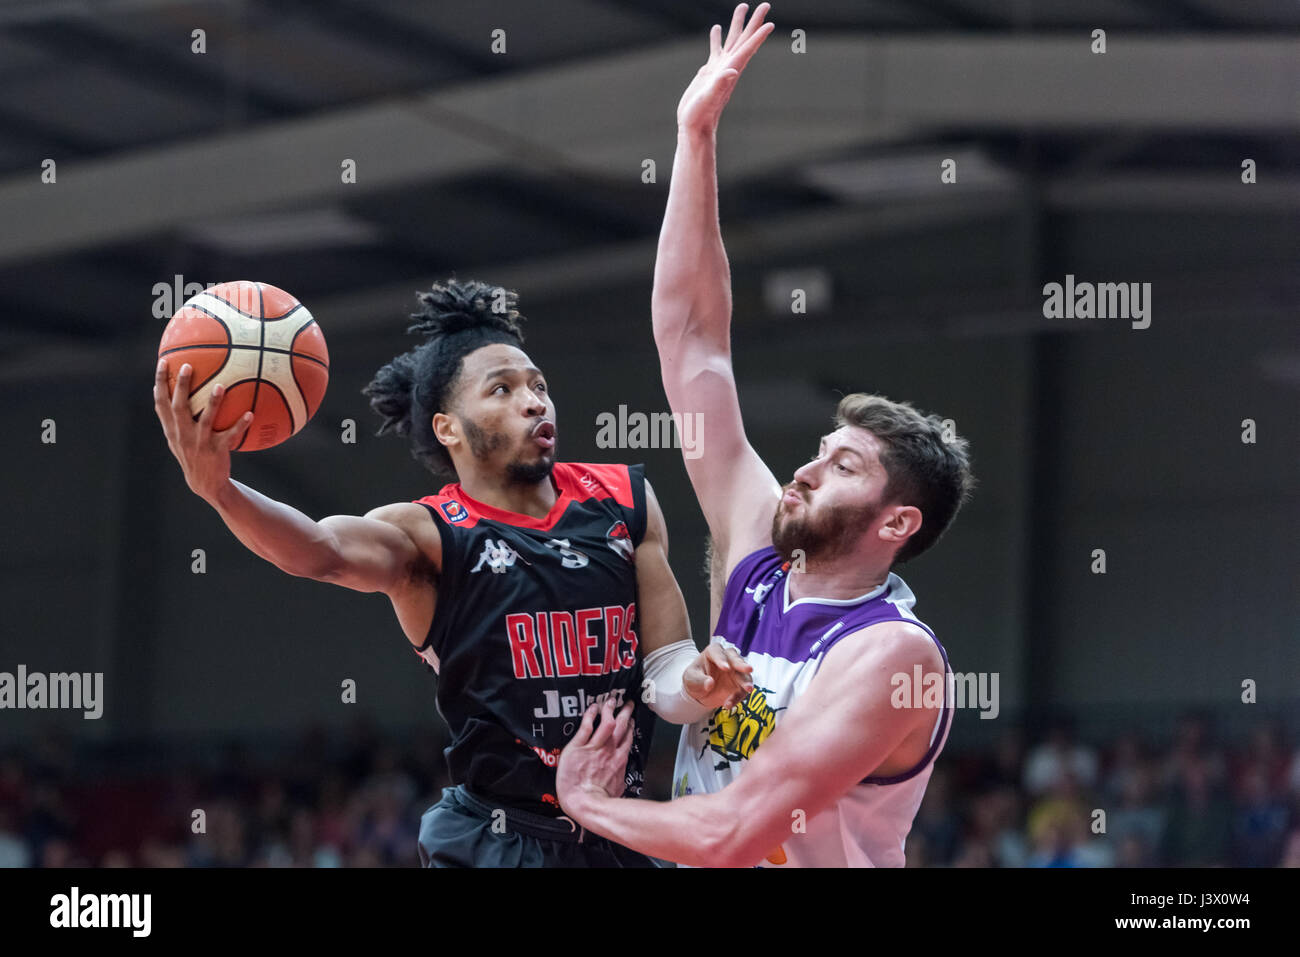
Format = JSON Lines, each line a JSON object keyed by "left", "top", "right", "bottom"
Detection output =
{"left": 417, "top": 785, "right": 663, "bottom": 868}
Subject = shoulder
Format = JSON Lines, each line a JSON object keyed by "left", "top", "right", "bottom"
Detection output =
{"left": 563, "top": 463, "right": 649, "bottom": 546}
{"left": 366, "top": 501, "right": 442, "bottom": 557}
{"left": 822, "top": 619, "right": 944, "bottom": 687}
{"left": 559, "top": 462, "right": 643, "bottom": 504}
{"left": 366, "top": 500, "right": 433, "bottom": 523}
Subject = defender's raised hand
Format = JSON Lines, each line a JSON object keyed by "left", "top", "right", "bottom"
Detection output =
{"left": 677, "top": 3, "right": 775, "bottom": 135}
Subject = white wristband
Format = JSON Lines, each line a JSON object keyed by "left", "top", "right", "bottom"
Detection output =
{"left": 642, "top": 638, "right": 712, "bottom": 725}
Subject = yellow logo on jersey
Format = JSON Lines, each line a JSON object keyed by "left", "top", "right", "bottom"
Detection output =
{"left": 701, "top": 685, "right": 784, "bottom": 769}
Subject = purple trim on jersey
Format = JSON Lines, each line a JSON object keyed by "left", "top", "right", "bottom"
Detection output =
{"left": 718, "top": 547, "right": 925, "bottom": 664}
{"left": 861, "top": 632, "right": 952, "bottom": 786}
{"left": 718, "top": 546, "right": 952, "bottom": 787}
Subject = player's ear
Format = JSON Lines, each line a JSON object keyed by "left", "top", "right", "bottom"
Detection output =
{"left": 432, "top": 411, "right": 457, "bottom": 450}
{"left": 879, "top": 505, "right": 922, "bottom": 547}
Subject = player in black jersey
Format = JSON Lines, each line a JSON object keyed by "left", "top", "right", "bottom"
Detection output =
{"left": 154, "top": 277, "right": 752, "bottom": 867}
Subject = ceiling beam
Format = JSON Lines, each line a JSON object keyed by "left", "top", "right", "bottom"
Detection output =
{"left": 0, "top": 34, "right": 1292, "bottom": 264}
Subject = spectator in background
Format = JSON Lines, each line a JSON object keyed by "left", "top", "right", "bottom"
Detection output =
{"left": 911, "top": 765, "right": 962, "bottom": 865}
{"left": 1161, "top": 752, "right": 1232, "bottom": 866}
{"left": 0, "top": 711, "right": 1292, "bottom": 868}
{"left": 138, "top": 837, "right": 188, "bottom": 868}
{"left": 1025, "top": 769, "right": 1111, "bottom": 867}
{"left": 1101, "top": 732, "right": 1145, "bottom": 806}
{"left": 1279, "top": 830, "right": 1300, "bottom": 868}
{"left": 1162, "top": 710, "right": 1225, "bottom": 793}
{"left": 1112, "top": 833, "right": 1151, "bottom": 867}
{"left": 1108, "top": 758, "right": 1164, "bottom": 867}
{"left": 988, "top": 785, "right": 1029, "bottom": 867}
{"left": 39, "top": 836, "right": 87, "bottom": 868}
{"left": 1230, "top": 764, "right": 1289, "bottom": 866}
{"left": 1237, "top": 719, "right": 1289, "bottom": 794}
{"left": 0, "top": 805, "right": 30, "bottom": 868}
{"left": 968, "top": 727, "right": 1025, "bottom": 793}
{"left": 950, "top": 785, "right": 1027, "bottom": 868}
{"left": 951, "top": 838, "right": 994, "bottom": 868}
{"left": 1023, "top": 718, "right": 1098, "bottom": 798}
{"left": 25, "top": 777, "right": 78, "bottom": 867}
{"left": 188, "top": 799, "right": 250, "bottom": 867}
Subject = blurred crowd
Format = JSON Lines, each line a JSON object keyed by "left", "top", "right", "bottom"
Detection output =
{"left": 0, "top": 711, "right": 1296, "bottom": 867}
{"left": 907, "top": 713, "right": 1299, "bottom": 868}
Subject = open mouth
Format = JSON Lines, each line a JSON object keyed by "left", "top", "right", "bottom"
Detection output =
{"left": 532, "top": 420, "right": 556, "bottom": 450}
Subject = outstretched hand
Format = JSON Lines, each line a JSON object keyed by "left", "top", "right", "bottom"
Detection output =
{"left": 677, "top": 3, "right": 775, "bottom": 134}
{"left": 683, "top": 641, "right": 755, "bottom": 711}
{"left": 154, "top": 359, "right": 253, "bottom": 503}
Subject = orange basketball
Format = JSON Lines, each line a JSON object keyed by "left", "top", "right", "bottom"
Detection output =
{"left": 158, "top": 281, "right": 329, "bottom": 452}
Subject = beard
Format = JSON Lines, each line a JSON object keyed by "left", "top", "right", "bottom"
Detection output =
{"left": 505, "top": 456, "right": 555, "bottom": 485}
{"left": 771, "top": 485, "right": 882, "bottom": 565}
{"left": 462, "top": 415, "right": 555, "bottom": 486}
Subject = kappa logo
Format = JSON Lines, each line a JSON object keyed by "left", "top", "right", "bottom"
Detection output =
{"left": 745, "top": 562, "right": 790, "bottom": 619}
{"left": 606, "top": 521, "right": 634, "bottom": 563}
{"left": 544, "top": 538, "right": 589, "bottom": 568}
{"left": 471, "top": 538, "right": 520, "bottom": 574}
{"left": 746, "top": 580, "right": 778, "bottom": 618}
{"left": 440, "top": 500, "right": 469, "bottom": 524}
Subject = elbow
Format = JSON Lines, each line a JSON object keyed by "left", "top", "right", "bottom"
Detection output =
{"left": 650, "top": 297, "right": 688, "bottom": 344}
{"left": 693, "top": 801, "right": 762, "bottom": 869}
{"left": 705, "top": 808, "right": 784, "bottom": 869}
{"left": 301, "top": 533, "right": 342, "bottom": 583}
{"left": 698, "top": 822, "right": 739, "bottom": 869}
{"left": 304, "top": 557, "right": 338, "bottom": 584}
{"left": 711, "top": 833, "right": 768, "bottom": 870}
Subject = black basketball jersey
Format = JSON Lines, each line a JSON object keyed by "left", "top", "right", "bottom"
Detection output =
{"left": 412, "top": 462, "right": 656, "bottom": 817}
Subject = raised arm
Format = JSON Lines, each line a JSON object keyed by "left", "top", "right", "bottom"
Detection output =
{"left": 154, "top": 358, "right": 433, "bottom": 597}
{"left": 652, "top": 4, "right": 780, "bottom": 590}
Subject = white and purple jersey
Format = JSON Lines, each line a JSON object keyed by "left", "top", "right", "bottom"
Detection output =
{"left": 671, "top": 546, "right": 952, "bottom": 867}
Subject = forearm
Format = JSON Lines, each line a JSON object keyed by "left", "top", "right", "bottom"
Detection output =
{"left": 567, "top": 789, "right": 738, "bottom": 868}
{"left": 206, "top": 479, "right": 335, "bottom": 579}
{"left": 651, "top": 127, "right": 732, "bottom": 351}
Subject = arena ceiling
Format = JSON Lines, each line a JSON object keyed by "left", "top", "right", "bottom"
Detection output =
{"left": 0, "top": 0, "right": 1295, "bottom": 384}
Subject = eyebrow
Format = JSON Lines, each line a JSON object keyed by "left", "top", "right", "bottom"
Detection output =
{"left": 820, "top": 436, "right": 868, "bottom": 466}
{"left": 481, "top": 366, "right": 543, "bottom": 382}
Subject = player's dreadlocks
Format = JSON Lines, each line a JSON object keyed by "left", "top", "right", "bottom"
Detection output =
{"left": 363, "top": 278, "right": 526, "bottom": 479}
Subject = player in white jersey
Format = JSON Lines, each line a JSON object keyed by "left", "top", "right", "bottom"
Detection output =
{"left": 555, "top": 3, "right": 975, "bottom": 867}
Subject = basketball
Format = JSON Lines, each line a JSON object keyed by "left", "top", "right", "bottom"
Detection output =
{"left": 158, "top": 281, "right": 329, "bottom": 452}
